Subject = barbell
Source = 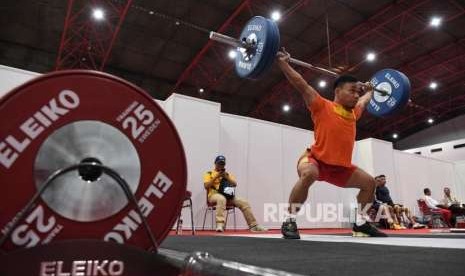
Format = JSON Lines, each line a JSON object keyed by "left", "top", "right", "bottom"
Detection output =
{"left": 0, "top": 71, "right": 188, "bottom": 252}
{"left": 209, "top": 16, "right": 411, "bottom": 117}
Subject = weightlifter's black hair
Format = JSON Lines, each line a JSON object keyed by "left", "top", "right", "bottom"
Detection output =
{"left": 333, "top": 75, "right": 359, "bottom": 90}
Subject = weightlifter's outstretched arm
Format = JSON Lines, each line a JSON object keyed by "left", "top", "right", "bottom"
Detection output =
{"left": 276, "top": 49, "right": 319, "bottom": 106}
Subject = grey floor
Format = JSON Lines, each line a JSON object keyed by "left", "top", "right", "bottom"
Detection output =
{"left": 162, "top": 235, "right": 465, "bottom": 276}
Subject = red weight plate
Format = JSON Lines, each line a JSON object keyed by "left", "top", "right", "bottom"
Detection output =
{"left": 0, "top": 70, "right": 187, "bottom": 251}
{"left": 0, "top": 240, "right": 180, "bottom": 276}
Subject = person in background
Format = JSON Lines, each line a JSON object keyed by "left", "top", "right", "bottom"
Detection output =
{"left": 441, "top": 187, "right": 465, "bottom": 225}
{"left": 423, "top": 188, "right": 452, "bottom": 226}
{"left": 375, "top": 175, "right": 424, "bottom": 229}
{"left": 203, "top": 155, "right": 267, "bottom": 233}
{"left": 441, "top": 187, "right": 463, "bottom": 207}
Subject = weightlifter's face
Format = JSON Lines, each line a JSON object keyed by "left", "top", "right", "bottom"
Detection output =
{"left": 336, "top": 82, "right": 360, "bottom": 109}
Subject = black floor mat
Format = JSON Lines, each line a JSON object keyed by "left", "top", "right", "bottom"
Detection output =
{"left": 161, "top": 236, "right": 465, "bottom": 276}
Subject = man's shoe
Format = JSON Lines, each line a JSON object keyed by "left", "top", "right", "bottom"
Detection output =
{"left": 413, "top": 223, "right": 426, "bottom": 229}
{"left": 353, "top": 222, "right": 388, "bottom": 237}
{"left": 281, "top": 220, "right": 300, "bottom": 239}
{"left": 391, "top": 223, "right": 402, "bottom": 230}
{"left": 250, "top": 225, "right": 268, "bottom": 232}
{"left": 215, "top": 223, "right": 224, "bottom": 232}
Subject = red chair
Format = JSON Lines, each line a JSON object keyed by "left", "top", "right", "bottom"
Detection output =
{"left": 417, "top": 199, "right": 450, "bottom": 228}
{"left": 202, "top": 190, "right": 236, "bottom": 231}
{"left": 175, "top": 190, "right": 195, "bottom": 235}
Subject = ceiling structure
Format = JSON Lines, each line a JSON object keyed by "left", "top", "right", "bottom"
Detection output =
{"left": 1, "top": 0, "right": 465, "bottom": 146}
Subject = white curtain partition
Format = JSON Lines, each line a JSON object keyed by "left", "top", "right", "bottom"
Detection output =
{"left": 0, "top": 65, "right": 40, "bottom": 98}
{"left": 454, "top": 161, "right": 465, "bottom": 205}
{"left": 2, "top": 65, "right": 464, "bottom": 230}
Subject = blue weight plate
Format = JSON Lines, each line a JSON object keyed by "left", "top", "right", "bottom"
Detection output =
{"left": 397, "top": 71, "right": 411, "bottom": 106}
{"left": 248, "top": 19, "right": 279, "bottom": 80}
{"left": 235, "top": 16, "right": 273, "bottom": 79}
{"left": 251, "top": 18, "right": 280, "bottom": 79}
{"left": 243, "top": 18, "right": 274, "bottom": 80}
{"left": 367, "top": 68, "right": 411, "bottom": 117}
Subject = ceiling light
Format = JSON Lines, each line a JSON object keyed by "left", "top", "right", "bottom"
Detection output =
{"left": 427, "top": 118, "right": 434, "bottom": 124}
{"left": 366, "top": 52, "right": 376, "bottom": 62}
{"left": 228, "top": 50, "right": 237, "bottom": 59}
{"left": 430, "top": 16, "right": 442, "bottom": 27}
{"left": 271, "top": 11, "right": 281, "bottom": 21}
{"left": 282, "top": 104, "right": 290, "bottom": 112}
{"left": 392, "top": 133, "right": 398, "bottom": 139}
{"left": 429, "top": 81, "right": 438, "bottom": 90}
{"left": 318, "top": 80, "right": 327, "bottom": 88}
{"left": 92, "top": 8, "right": 105, "bottom": 21}
{"left": 199, "top": 88, "right": 204, "bottom": 93}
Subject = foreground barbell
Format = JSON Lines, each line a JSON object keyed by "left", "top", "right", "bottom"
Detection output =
{"left": 210, "top": 16, "right": 411, "bottom": 117}
{"left": 0, "top": 71, "right": 187, "bottom": 252}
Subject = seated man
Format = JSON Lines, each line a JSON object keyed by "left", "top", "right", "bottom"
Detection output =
{"left": 371, "top": 199, "right": 399, "bottom": 229}
{"left": 203, "top": 155, "right": 266, "bottom": 232}
{"left": 375, "top": 175, "right": 424, "bottom": 229}
{"left": 374, "top": 175, "right": 400, "bottom": 229}
{"left": 423, "top": 188, "right": 452, "bottom": 226}
{"left": 442, "top": 187, "right": 464, "bottom": 208}
{"left": 441, "top": 187, "right": 465, "bottom": 225}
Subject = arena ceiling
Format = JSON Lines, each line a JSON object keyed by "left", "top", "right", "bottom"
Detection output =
{"left": 1, "top": 0, "right": 464, "bottom": 144}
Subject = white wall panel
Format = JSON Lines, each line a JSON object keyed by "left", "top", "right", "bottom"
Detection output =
{"left": 393, "top": 152, "right": 430, "bottom": 210}
{"left": 246, "top": 119, "right": 284, "bottom": 229}
{"left": 426, "top": 159, "right": 457, "bottom": 203}
{"left": 371, "top": 139, "right": 400, "bottom": 203}
{"left": 0, "top": 65, "right": 40, "bottom": 97}
{"left": 454, "top": 161, "right": 465, "bottom": 204}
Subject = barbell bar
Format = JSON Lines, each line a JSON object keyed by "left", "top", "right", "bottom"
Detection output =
{"left": 210, "top": 31, "right": 391, "bottom": 96}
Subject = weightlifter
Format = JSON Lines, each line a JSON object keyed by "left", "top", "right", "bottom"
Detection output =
{"left": 277, "top": 49, "right": 388, "bottom": 239}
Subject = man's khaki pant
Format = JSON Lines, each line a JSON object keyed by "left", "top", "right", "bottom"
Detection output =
{"left": 208, "top": 193, "right": 257, "bottom": 228}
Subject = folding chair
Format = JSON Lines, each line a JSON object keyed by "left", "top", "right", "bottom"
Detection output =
{"left": 417, "top": 199, "right": 449, "bottom": 228}
{"left": 175, "top": 190, "right": 195, "bottom": 235}
{"left": 202, "top": 190, "right": 236, "bottom": 231}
